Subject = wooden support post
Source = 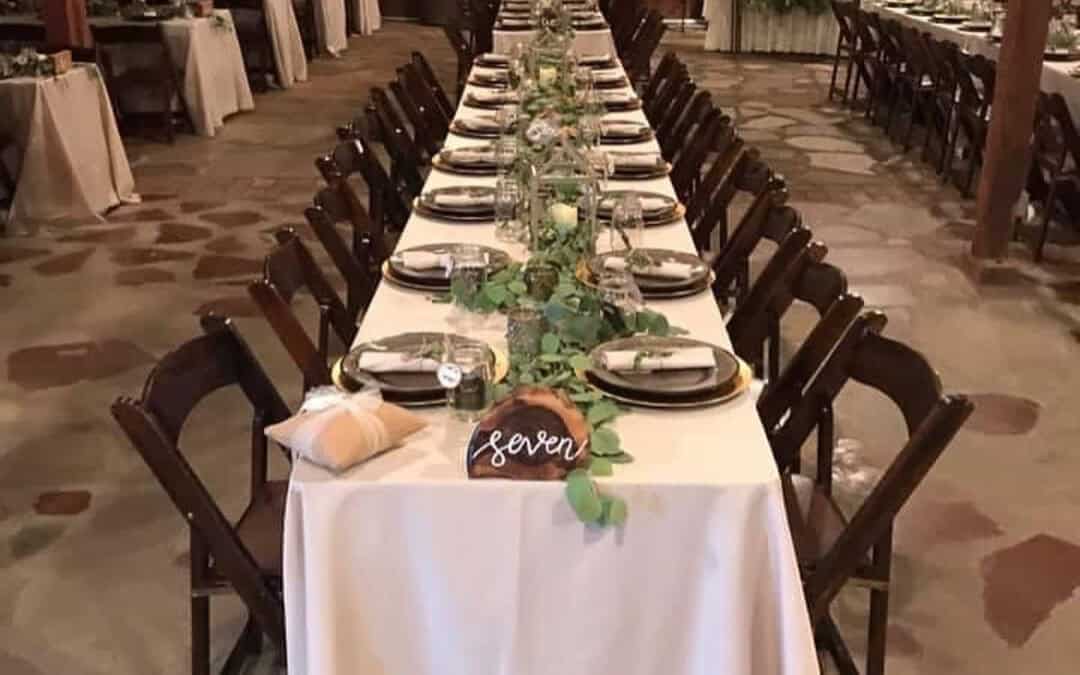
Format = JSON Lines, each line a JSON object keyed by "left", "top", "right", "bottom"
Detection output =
{"left": 972, "top": 0, "right": 1052, "bottom": 261}
{"left": 42, "top": 0, "right": 92, "bottom": 49}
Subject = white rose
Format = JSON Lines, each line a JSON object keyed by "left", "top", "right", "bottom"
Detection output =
{"left": 538, "top": 66, "right": 557, "bottom": 87}
{"left": 549, "top": 203, "right": 578, "bottom": 228}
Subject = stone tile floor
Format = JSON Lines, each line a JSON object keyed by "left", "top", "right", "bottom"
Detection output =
{"left": 2, "top": 22, "right": 1080, "bottom": 675}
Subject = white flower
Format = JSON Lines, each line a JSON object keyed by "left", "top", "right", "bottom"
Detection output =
{"left": 549, "top": 202, "right": 578, "bottom": 228}
{"left": 538, "top": 66, "right": 557, "bottom": 87}
{"left": 526, "top": 118, "right": 558, "bottom": 146}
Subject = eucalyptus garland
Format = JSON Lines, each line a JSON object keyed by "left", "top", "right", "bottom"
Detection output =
{"left": 0, "top": 49, "right": 58, "bottom": 81}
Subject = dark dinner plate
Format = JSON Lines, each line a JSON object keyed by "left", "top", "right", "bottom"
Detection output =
{"left": 597, "top": 190, "right": 681, "bottom": 226}
{"left": 906, "top": 7, "right": 935, "bottom": 15}
{"left": 339, "top": 332, "right": 491, "bottom": 405}
{"left": 602, "top": 96, "right": 643, "bottom": 112}
{"left": 463, "top": 92, "right": 521, "bottom": 110}
{"left": 449, "top": 116, "right": 503, "bottom": 139}
{"left": 432, "top": 145, "right": 497, "bottom": 176}
{"left": 495, "top": 21, "right": 534, "bottom": 31}
{"left": 468, "top": 71, "right": 510, "bottom": 88}
{"left": 930, "top": 14, "right": 967, "bottom": 23}
{"left": 415, "top": 186, "right": 496, "bottom": 222}
{"left": 474, "top": 53, "right": 510, "bottom": 68}
{"left": 593, "top": 75, "right": 630, "bottom": 90}
{"left": 584, "top": 249, "right": 710, "bottom": 299}
{"left": 1044, "top": 49, "right": 1080, "bottom": 62}
{"left": 386, "top": 243, "right": 511, "bottom": 291}
{"left": 586, "top": 336, "right": 741, "bottom": 401}
{"left": 599, "top": 123, "right": 654, "bottom": 145}
{"left": 607, "top": 152, "right": 670, "bottom": 180}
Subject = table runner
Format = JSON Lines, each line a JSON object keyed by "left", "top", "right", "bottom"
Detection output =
{"left": 876, "top": 4, "right": 1080, "bottom": 119}
{"left": 0, "top": 64, "right": 137, "bottom": 225}
{"left": 283, "top": 22, "right": 818, "bottom": 675}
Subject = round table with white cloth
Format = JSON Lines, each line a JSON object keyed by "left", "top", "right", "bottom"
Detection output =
{"left": 349, "top": 0, "right": 381, "bottom": 35}
{"left": 314, "top": 0, "right": 348, "bottom": 54}
{"left": 703, "top": 0, "right": 838, "bottom": 55}
{"left": 264, "top": 0, "right": 310, "bottom": 87}
{"left": 0, "top": 64, "right": 137, "bottom": 226}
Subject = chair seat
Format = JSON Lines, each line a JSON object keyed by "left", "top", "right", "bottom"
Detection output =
{"left": 214, "top": 480, "right": 287, "bottom": 578}
{"left": 781, "top": 474, "right": 874, "bottom": 580}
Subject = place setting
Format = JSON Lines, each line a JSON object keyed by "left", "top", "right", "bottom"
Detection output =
{"left": 449, "top": 114, "right": 506, "bottom": 139}
{"left": 597, "top": 90, "right": 642, "bottom": 111}
{"left": 334, "top": 332, "right": 507, "bottom": 407}
{"left": 599, "top": 120, "right": 654, "bottom": 144}
{"left": 463, "top": 88, "right": 522, "bottom": 110}
{"left": 605, "top": 151, "right": 671, "bottom": 180}
{"left": 591, "top": 68, "right": 630, "bottom": 90}
{"left": 468, "top": 69, "right": 511, "bottom": 89}
{"left": 432, "top": 144, "right": 498, "bottom": 176}
{"left": 414, "top": 186, "right": 496, "bottom": 222}
{"left": 583, "top": 336, "right": 751, "bottom": 409}
{"left": 383, "top": 243, "right": 512, "bottom": 292}
{"left": 598, "top": 190, "right": 684, "bottom": 226}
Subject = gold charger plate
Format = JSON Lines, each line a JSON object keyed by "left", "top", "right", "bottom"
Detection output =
{"left": 589, "top": 359, "right": 752, "bottom": 409}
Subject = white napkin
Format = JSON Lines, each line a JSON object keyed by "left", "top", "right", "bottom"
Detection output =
{"left": 601, "top": 347, "right": 716, "bottom": 371}
{"left": 459, "top": 117, "right": 500, "bottom": 131}
{"left": 602, "top": 122, "right": 643, "bottom": 136}
{"left": 600, "top": 196, "right": 671, "bottom": 212}
{"left": 354, "top": 351, "right": 442, "bottom": 373}
{"left": 599, "top": 91, "right": 636, "bottom": 103}
{"left": 471, "top": 89, "right": 519, "bottom": 103}
{"left": 579, "top": 53, "right": 611, "bottom": 64}
{"left": 592, "top": 69, "right": 623, "bottom": 82}
{"left": 500, "top": 18, "right": 532, "bottom": 26}
{"left": 397, "top": 251, "right": 452, "bottom": 270}
{"left": 603, "top": 257, "right": 695, "bottom": 280}
{"left": 613, "top": 154, "right": 660, "bottom": 168}
{"left": 481, "top": 52, "right": 510, "bottom": 63}
{"left": 448, "top": 149, "right": 494, "bottom": 164}
{"left": 432, "top": 192, "right": 494, "bottom": 208}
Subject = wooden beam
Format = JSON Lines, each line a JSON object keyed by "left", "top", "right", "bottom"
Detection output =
{"left": 972, "top": 0, "right": 1052, "bottom": 260}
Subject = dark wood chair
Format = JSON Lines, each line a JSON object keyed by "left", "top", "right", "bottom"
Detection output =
{"left": 111, "top": 314, "right": 291, "bottom": 675}
{"left": 891, "top": 25, "right": 938, "bottom": 152}
{"left": 442, "top": 22, "right": 473, "bottom": 105}
{"left": 769, "top": 312, "right": 973, "bottom": 675}
{"left": 313, "top": 152, "right": 393, "bottom": 270}
{"left": 91, "top": 23, "right": 190, "bottom": 143}
{"left": 248, "top": 229, "right": 357, "bottom": 392}
{"left": 389, "top": 78, "right": 441, "bottom": 162}
{"left": 212, "top": 0, "right": 277, "bottom": 90}
{"left": 943, "top": 52, "right": 995, "bottom": 197}
{"left": 670, "top": 108, "right": 726, "bottom": 204}
{"left": 369, "top": 86, "right": 427, "bottom": 198}
{"left": 411, "top": 51, "right": 455, "bottom": 120}
{"left": 321, "top": 134, "right": 412, "bottom": 234}
{"left": 653, "top": 79, "right": 698, "bottom": 158}
{"left": 643, "top": 62, "right": 689, "bottom": 126}
{"left": 293, "top": 0, "right": 318, "bottom": 58}
{"left": 641, "top": 50, "right": 680, "bottom": 104}
{"left": 0, "top": 22, "right": 46, "bottom": 47}
{"left": 686, "top": 135, "right": 746, "bottom": 241}
{"left": 303, "top": 202, "right": 379, "bottom": 320}
{"left": 625, "top": 11, "right": 666, "bottom": 87}
{"left": 1028, "top": 92, "right": 1080, "bottom": 261}
{"left": 690, "top": 148, "right": 774, "bottom": 256}
{"left": 467, "top": 0, "right": 495, "bottom": 54}
{"left": 398, "top": 62, "right": 450, "bottom": 146}
{"left": 828, "top": 1, "right": 858, "bottom": 102}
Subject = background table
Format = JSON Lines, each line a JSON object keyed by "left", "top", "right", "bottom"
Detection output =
{"left": 0, "top": 64, "right": 136, "bottom": 225}
{"left": 314, "top": 0, "right": 348, "bottom": 54}
{"left": 283, "top": 24, "right": 818, "bottom": 675}
{"left": 264, "top": 0, "right": 309, "bottom": 87}
{"left": 703, "top": 0, "right": 837, "bottom": 55}
{"left": 350, "top": 0, "right": 381, "bottom": 35}
{"left": 493, "top": 27, "right": 616, "bottom": 56}
{"left": 876, "top": 4, "right": 1080, "bottom": 119}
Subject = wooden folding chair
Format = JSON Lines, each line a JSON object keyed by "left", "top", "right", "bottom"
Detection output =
{"left": 641, "top": 51, "right": 680, "bottom": 104}
{"left": 770, "top": 313, "right": 973, "bottom": 675}
{"left": 411, "top": 51, "right": 455, "bottom": 120}
{"left": 369, "top": 86, "right": 427, "bottom": 197}
{"left": 319, "top": 135, "right": 412, "bottom": 235}
{"left": 686, "top": 135, "right": 745, "bottom": 239}
{"left": 654, "top": 82, "right": 701, "bottom": 158}
{"left": 248, "top": 229, "right": 357, "bottom": 393}
{"left": 303, "top": 202, "right": 380, "bottom": 321}
{"left": 828, "top": 1, "right": 858, "bottom": 102}
{"left": 111, "top": 315, "right": 291, "bottom": 675}
{"left": 442, "top": 22, "right": 473, "bottom": 105}
{"left": 670, "top": 108, "right": 726, "bottom": 203}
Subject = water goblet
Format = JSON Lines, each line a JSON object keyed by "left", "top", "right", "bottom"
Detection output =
{"left": 495, "top": 103, "right": 518, "bottom": 136}
{"left": 450, "top": 244, "right": 489, "bottom": 313}
{"left": 494, "top": 178, "right": 525, "bottom": 243}
{"left": 494, "top": 135, "right": 518, "bottom": 177}
{"left": 609, "top": 192, "right": 644, "bottom": 252}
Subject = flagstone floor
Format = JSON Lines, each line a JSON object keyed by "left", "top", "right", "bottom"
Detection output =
{"left": 2, "top": 22, "right": 1080, "bottom": 675}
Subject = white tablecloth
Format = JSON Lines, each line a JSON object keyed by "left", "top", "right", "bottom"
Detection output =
{"left": 350, "top": 0, "right": 380, "bottom": 34}
{"left": 163, "top": 10, "right": 254, "bottom": 136}
{"left": 0, "top": 64, "right": 137, "bottom": 225}
{"left": 875, "top": 4, "right": 1080, "bottom": 119}
{"left": 265, "top": 0, "right": 309, "bottom": 87}
{"left": 314, "top": 0, "right": 348, "bottom": 54}
{"left": 283, "top": 24, "right": 818, "bottom": 675}
{"left": 493, "top": 28, "right": 615, "bottom": 57}
{"left": 703, "top": 0, "right": 837, "bottom": 55}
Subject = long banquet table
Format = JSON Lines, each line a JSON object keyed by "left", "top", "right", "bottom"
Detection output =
{"left": 875, "top": 3, "right": 1080, "bottom": 118}
{"left": 283, "top": 19, "right": 819, "bottom": 675}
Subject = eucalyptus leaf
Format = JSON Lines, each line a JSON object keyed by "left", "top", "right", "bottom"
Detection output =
{"left": 600, "top": 495, "right": 628, "bottom": 526}
{"left": 541, "top": 333, "right": 561, "bottom": 354}
{"left": 586, "top": 400, "right": 619, "bottom": 426}
{"left": 607, "top": 451, "right": 634, "bottom": 464}
{"left": 538, "top": 353, "right": 565, "bottom": 363}
{"left": 485, "top": 284, "right": 509, "bottom": 305}
{"left": 568, "top": 354, "right": 593, "bottom": 371}
{"left": 565, "top": 469, "right": 603, "bottom": 523}
{"left": 589, "top": 427, "right": 621, "bottom": 456}
{"left": 507, "top": 280, "right": 528, "bottom": 294}
{"left": 590, "top": 457, "right": 613, "bottom": 476}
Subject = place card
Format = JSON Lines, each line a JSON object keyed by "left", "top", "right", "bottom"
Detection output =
{"left": 466, "top": 386, "right": 590, "bottom": 480}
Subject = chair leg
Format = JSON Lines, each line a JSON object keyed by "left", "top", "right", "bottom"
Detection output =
{"left": 829, "top": 45, "right": 842, "bottom": 101}
{"left": 819, "top": 613, "right": 860, "bottom": 675}
{"left": 841, "top": 55, "right": 855, "bottom": 103}
{"left": 221, "top": 615, "right": 258, "bottom": 675}
{"left": 192, "top": 595, "right": 210, "bottom": 675}
{"left": 1034, "top": 184, "right": 1058, "bottom": 262}
{"left": 963, "top": 146, "right": 981, "bottom": 199}
{"left": 866, "top": 531, "right": 894, "bottom": 675}
{"left": 941, "top": 122, "right": 960, "bottom": 186}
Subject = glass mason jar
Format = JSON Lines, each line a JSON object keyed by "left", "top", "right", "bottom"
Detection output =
{"left": 444, "top": 342, "right": 493, "bottom": 421}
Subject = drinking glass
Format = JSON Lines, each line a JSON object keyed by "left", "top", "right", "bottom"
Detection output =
{"left": 445, "top": 342, "right": 493, "bottom": 422}
{"left": 494, "top": 135, "right": 518, "bottom": 177}
{"left": 494, "top": 178, "right": 525, "bottom": 243}
{"left": 450, "top": 245, "right": 489, "bottom": 312}
{"left": 596, "top": 269, "right": 644, "bottom": 315}
{"left": 609, "top": 193, "right": 644, "bottom": 252}
{"left": 506, "top": 305, "right": 545, "bottom": 360}
{"left": 574, "top": 66, "right": 593, "bottom": 96}
{"left": 524, "top": 262, "right": 559, "bottom": 301}
{"left": 579, "top": 112, "right": 601, "bottom": 149}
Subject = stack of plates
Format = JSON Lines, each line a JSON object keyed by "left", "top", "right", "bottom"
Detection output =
{"left": 597, "top": 191, "right": 683, "bottom": 227}
{"left": 468, "top": 70, "right": 510, "bottom": 88}
{"left": 598, "top": 91, "right": 642, "bottom": 112}
{"left": 607, "top": 152, "right": 670, "bottom": 180}
{"left": 463, "top": 90, "right": 521, "bottom": 110}
{"left": 384, "top": 243, "right": 511, "bottom": 291}
{"left": 585, "top": 336, "right": 749, "bottom": 408}
{"left": 414, "top": 186, "right": 496, "bottom": 222}
{"left": 432, "top": 145, "right": 497, "bottom": 176}
{"left": 583, "top": 249, "right": 711, "bottom": 300}
{"left": 336, "top": 333, "right": 503, "bottom": 406}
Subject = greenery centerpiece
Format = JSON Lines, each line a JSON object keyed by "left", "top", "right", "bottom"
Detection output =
{"left": 0, "top": 48, "right": 58, "bottom": 80}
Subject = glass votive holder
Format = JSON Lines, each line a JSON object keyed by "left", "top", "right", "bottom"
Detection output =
{"left": 524, "top": 262, "right": 559, "bottom": 302}
{"left": 494, "top": 177, "right": 524, "bottom": 243}
{"left": 506, "top": 305, "right": 545, "bottom": 360}
{"left": 444, "top": 342, "right": 493, "bottom": 422}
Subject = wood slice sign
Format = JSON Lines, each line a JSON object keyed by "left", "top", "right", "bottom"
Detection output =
{"left": 466, "top": 386, "right": 590, "bottom": 480}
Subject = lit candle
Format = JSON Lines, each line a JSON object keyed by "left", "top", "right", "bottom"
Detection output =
{"left": 549, "top": 202, "right": 578, "bottom": 227}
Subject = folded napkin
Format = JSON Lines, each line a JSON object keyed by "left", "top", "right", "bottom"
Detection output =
{"left": 471, "top": 89, "right": 519, "bottom": 103}
{"left": 613, "top": 154, "right": 661, "bottom": 169}
{"left": 354, "top": 351, "right": 442, "bottom": 372}
{"left": 432, "top": 192, "right": 495, "bottom": 208}
{"left": 397, "top": 250, "right": 453, "bottom": 270}
{"left": 602, "top": 122, "right": 643, "bottom": 136}
{"left": 266, "top": 390, "right": 427, "bottom": 472}
{"left": 448, "top": 149, "right": 495, "bottom": 164}
{"left": 603, "top": 256, "right": 694, "bottom": 280}
{"left": 500, "top": 18, "right": 532, "bottom": 26}
{"left": 592, "top": 69, "right": 623, "bottom": 82}
{"left": 600, "top": 196, "right": 671, "bottom": 212}
{"left": 599, "top": 91, "right": 636, "bottom": 103}
{"left": 481, "top": 52, "right": 510, "bottom": 63}
{"left": 600, "top": 347, "right": 716, "bottom": 371}
{"left": 579, "top": 53, "right": 611, "bottom": 64}
{"left": 459, "top": 117, "right": 500, "bottom": 131}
